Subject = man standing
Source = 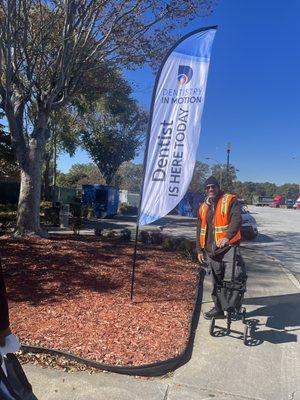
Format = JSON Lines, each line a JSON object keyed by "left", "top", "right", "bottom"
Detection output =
{"left": 197, "top": 176, "right": 242, "bottom": 319}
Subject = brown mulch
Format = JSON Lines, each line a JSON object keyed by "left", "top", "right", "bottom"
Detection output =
{"left": 0, "top": 235, "right": 199, "bottom": 367}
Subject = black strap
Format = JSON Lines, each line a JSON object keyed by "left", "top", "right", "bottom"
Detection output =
{"left": 231, "top": 246, "right": 238, "bottom": 282}
{"left": 0, "top": 360, "right": 22, "bottom": 400}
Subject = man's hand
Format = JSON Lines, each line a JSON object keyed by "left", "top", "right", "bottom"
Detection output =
{"left": 217, "top": 237, "right": 229, "bottom": 248}
{"left": 0, "top": 327, "right": 11, "bottom": 347}
{"left": 197, "top": 251, "right": 205, "bottom": 264}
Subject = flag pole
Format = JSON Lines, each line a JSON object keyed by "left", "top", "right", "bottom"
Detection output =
{"left": 130, "top": 224, "right": 140, "bottom": 300}
{"left": 130, "top": 25, "right": 218, "bottom": 300}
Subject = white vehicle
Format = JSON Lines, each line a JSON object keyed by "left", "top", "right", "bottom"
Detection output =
{"left": 293, "top": 197, "right": 300, "bottom": 210}
{"left": 240, "top": 205, "right": 258, "bottom": 240}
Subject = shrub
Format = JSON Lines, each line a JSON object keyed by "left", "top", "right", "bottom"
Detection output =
{"left": 43, "top": 207, "right": 60, "bottom": 226}
{"left": 70, "top": 217, "right": 82, "bottom": 235}
{"left": 150, "top": 231, "right": 163, "bottom": 244}
{"left": 94, "top": 227, "right": 102, "bottom": 237}
{"left": 82, "top": 205, "right": 95, "bottom": 219}
{"left": 70, "top": 202, "right": 82, "bottom": 218}
{"left": 0, "top": 203, "right": 17, "bottom": 212}
{"left": 162, "top": 235, "right": 177, "bottom": 250}
{"left": 119, "top": 228, "right": 131, "bottom": 242}
{"left": 103, "top": 229, "right": 117, "bottom": 239}
{"left": 177, "top": 238, "right": 197, "bottom": 261}
{"left": 163, "top": 235, "right": 185, "bottom": 250}
{"left": 0, "top": 211, "right": 17, "bottom": 235}
{"left": 40, "top": 201, "right": 53, "bottom": 213}
{"left": 119, "top": 203, "right": 138, "bottom": 215}
{"left": 139, "top": 230, "right": 151, "bottom": 244}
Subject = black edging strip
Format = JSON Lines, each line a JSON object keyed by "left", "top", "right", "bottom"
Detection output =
{"left": 21, "top": 268, "right": 205, "bottom": 377}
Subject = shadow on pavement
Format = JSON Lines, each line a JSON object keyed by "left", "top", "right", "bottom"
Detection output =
{"left": 254, "top": 233, "right": 274, "bottom": 243}
{"left": 244, "top": 293, "right": 300, "bottom": 345}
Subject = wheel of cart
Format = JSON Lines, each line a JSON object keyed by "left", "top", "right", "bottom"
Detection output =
{"left": 209, "top": 317, "right": 215, "bottom": 336}
{"left": 243, "top": 323, "right": 248, "bottom": 345}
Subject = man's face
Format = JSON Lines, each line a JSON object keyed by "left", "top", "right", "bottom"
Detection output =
{"left": 205, "top": 184, "right": 220, "bottom": 199}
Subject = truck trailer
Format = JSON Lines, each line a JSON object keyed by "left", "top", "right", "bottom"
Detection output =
{"left": 252, "top": 195, "right": 273, "bottom": 206}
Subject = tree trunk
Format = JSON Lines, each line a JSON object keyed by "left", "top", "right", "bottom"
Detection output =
{"left": 13, "top": 111, "right": 48, "bottom": 236}
{"left": 16, "top": 138, "right": 46, "bottom": 235}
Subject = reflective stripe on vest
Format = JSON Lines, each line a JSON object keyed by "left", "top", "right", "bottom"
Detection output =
{"left": 198, "top": 194, "right": 241, "bottom": 249}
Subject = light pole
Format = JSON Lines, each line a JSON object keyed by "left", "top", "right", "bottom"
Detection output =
{"left": 226, "top": 142, "right": 231, "bottom": 187}
{"left": 205, "top": 157, "right": 223, "bottom": 189}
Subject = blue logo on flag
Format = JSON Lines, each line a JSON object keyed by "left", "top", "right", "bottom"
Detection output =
{"left": 178, "top": 65, "right": 193, "bottom": 86}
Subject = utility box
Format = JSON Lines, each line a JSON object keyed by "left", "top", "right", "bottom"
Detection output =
{"left": 119, "top": 189, "right": 128, "bottom": 204}
{"left": 59, "top": 204, "right": 70, "bottom": 228}
{"left": 82, "top": 185, "right": 119, "bottom": 218}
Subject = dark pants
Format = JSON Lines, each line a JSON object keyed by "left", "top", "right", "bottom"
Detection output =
{"left": 207, "top": 246, "right": 246, "bottom": 311}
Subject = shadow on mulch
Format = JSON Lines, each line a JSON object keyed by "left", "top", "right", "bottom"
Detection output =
{"left": 0, "top": 234, "right": 197, "bottom": 305}
{"left": 0, "top": 234, "right": 200, "bottom": 368}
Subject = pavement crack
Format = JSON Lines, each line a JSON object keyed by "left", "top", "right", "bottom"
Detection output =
{"left": 290, "top": 388, "right": 300, "bottom": 400}
{"left": 163, "top": 384, "right": 170, "bottom": 400}
{"left": 174, "top": 383, "right": 266, "bottom": 400}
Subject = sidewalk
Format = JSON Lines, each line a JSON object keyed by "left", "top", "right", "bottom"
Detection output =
{"left": 23, "top": 247, "right": 300, "bottom": 400}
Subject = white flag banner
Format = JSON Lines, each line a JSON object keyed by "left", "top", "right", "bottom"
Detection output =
{"left": 139, "top": 26, "right": 217, "bottom": 225}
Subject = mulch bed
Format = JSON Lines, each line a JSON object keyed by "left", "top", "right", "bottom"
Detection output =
{"left": 0, "top": 235, "right": 199, "bottom": 367}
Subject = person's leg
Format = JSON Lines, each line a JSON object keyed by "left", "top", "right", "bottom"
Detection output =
{"left": 203, "top": 255, "right": 226, "bottom": 319}
{"left": 209, "top": 257, "right": 225, "bottom": 310}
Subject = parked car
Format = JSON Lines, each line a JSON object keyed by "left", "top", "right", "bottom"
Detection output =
{"left": 240, "top": 205, "right": 258, "bottom": 240}
{"left": 286, "top": 199, "right": 294, "bottom": 209}
{"left": 293, "top": 197, "right": 300, "bottom": 210}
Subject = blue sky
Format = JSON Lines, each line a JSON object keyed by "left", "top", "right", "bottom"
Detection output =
{"left": 58, "top": 0, "right": 300, "bottom": 185}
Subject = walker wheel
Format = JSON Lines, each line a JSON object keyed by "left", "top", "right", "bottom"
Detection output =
{"left": 226, "top": 312, "right": 232, "bottom": 334}
{"left": 243, "top": 323, "right": 248, "bottom": 345}
{"left": 209, "top": 317, "right": 215, "bottom": 336}
{"left": 242, "top": 308, "right": 246, "bottom": 324}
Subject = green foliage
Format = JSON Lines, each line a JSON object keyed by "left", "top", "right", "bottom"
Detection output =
{"left": 119, "top": 229, "right": 132, "bottom": 242}
{"left": 0, "top": 0, "right": 216, "bottom": 235}
{"left": 81, "top": 101, "right": 147, "bottom": 185}
{"left": 56, "top": 164, "right": 104, "bottom": 188}
{"left": 70, "top": 202, "right": 82, "bottom": 218}
{"left": 117, "top": 162, "right": 143, "bottom": 192}
{"left": 82, "top": 205, "right": 95, "bottom": 219}
{"left": 232, "top": 181, "right": 299, "bottom": 204}
{"left": 162, "top": 236, "right": 181, "bottom": 250}
{"left": 40, "top": 201, "right": 53, "bottom": 212}
{"left": 188, "top": 161, "right": 210, "bottom": 192}
{"left": 211, "top": 164, "right": 237, "bottom": 193}
{"left": 277, "top": 184, "right": 299, "bottom": 200}
{"left": 139, "top": 230, "right": 151, "bottom": 244}
{"left": 43, "top": 207, "right": 60, "bottom": 226}
{"left": 0, "top": 211, "right": 17, "bottom": 235}
{"left": 0, "top": 114, "right": 19, "bottom": 179}
{"left": 0, "top": 204, "right": 17, "bottom": 212}
{"left": 94, "top": 227, "right": 103, "bottom": 237}
{"left": 177, "top": 238, "right": 197, "bottom": 261}
{"left": 149, "top": 231, "right": 163, "bottom": 245}
{"left": 70, "top": 217, "right": 82, "bottom": 235}
{"left": 139, "top": 230, "right": 163, "bottom": 245}
{"left": 105, "top": 229, "right": 117, "bottom": 239}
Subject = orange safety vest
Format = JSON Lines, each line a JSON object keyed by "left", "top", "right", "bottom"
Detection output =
{"left": 198, "top": 193, "right": 241, "bottom": 249}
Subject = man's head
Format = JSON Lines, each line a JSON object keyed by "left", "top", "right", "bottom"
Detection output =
{"left": 204, "top": 176, "right": 220, "bottom": 199}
